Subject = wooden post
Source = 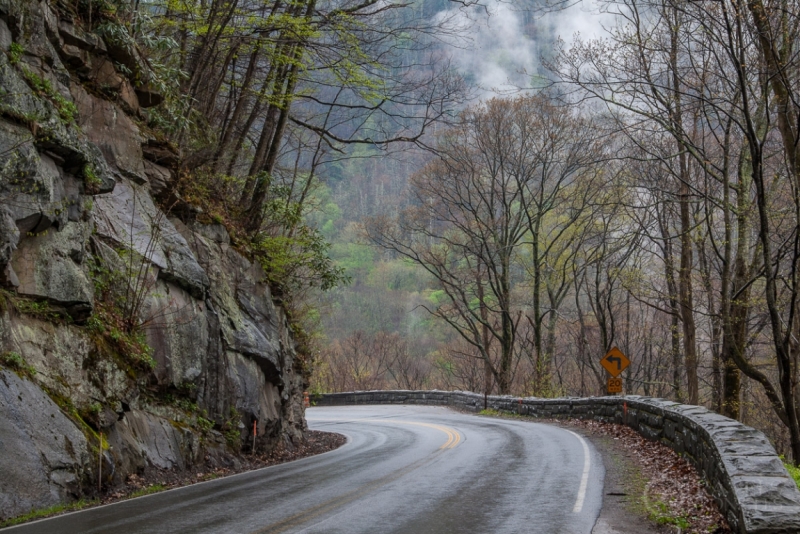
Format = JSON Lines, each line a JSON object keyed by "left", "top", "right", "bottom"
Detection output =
{"left": 252, "top": 420, "right": 257, "bottom": 455}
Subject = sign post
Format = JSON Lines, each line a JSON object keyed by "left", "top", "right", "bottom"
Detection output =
{"left": 600, "top": 347, "right": 630, "bottom": 394}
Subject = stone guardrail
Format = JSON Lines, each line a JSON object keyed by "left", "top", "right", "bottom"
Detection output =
{"left": 315, "top": 390, "right": 800, "bottom": 534}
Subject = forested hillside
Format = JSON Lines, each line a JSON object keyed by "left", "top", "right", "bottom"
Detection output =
{"left": 307, "top": 0, "right": 800, "bottom": 466}
{"left": 2, "top": 0, "right": 800, "bottom": 503}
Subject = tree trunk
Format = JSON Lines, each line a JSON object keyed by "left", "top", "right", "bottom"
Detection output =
{"left": 213, "top": 45, "right": 260, "bottom": 173}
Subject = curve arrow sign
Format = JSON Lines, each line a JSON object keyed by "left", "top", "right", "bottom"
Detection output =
{"left": 600, "top": 347, "right": 630, "bottom": 378}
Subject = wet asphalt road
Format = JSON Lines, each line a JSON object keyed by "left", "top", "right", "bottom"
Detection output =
{"left": 5, "top": 405, "right": 605, "bottom": 534}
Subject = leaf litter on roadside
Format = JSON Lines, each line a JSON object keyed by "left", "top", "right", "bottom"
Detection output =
{"left": 562, "top": 419, "right": 731, "bottom": 534}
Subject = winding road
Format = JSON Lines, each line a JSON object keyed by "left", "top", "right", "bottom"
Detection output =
{"left": 5, "top": 405, "right": 605, "bottom": 534}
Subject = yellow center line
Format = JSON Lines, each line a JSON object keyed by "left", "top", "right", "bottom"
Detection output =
{"left": 309, "top": 417, "right": 463, "bottom": 450}
{"left": 366, "top": 419, "right": 462, "bottom": 450}
{"left": 252, "top": 419, "right": 463, "bottom": 533}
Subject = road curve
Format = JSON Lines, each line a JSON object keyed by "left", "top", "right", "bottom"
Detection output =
{"left": 3, "top": 405, "right": 605, "bottom": 534}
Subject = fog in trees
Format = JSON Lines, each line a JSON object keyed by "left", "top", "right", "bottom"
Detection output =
{"left": 306, "top": 0, "right": 800, "bottom": 465}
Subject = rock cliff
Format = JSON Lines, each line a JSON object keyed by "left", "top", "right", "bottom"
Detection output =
{"left": 0, "top": 0, "right": 307, "bottom": 520}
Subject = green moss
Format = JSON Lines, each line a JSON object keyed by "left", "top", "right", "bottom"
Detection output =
{"left": 0, "top": 288, "right": 9, "bottom": 312}
{"left": 0, "top": 498, "right": 97, "bottom": 528}
{"left": 43, "top": 387, "right": 106, "bottom": 451}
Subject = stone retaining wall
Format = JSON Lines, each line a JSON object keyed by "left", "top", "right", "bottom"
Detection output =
{"left": 316, "top": 390, "right": 800, "bottom": 534}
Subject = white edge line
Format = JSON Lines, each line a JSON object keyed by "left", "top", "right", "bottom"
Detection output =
{"left": 564, "top": 429, "right": 591, "bottom": 513}
{"left": 0, "top": 432, "right": 353, "bottom": 532}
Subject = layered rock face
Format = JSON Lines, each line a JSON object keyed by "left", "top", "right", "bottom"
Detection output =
{"left": 0, "top": 0, "right": 306, "bottom": 520}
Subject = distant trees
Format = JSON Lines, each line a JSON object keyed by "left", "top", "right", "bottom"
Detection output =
{"left": 312, "top": 331, "right": 430, "bottom": 392}
{"left": 557, "top": 0, "right": 800, "bottom": 462}
{"left": 365, "top": 95, "right": 606, "bottom": 394}
{"left": 328, "top": 0, "right": 800, "bottom": 464}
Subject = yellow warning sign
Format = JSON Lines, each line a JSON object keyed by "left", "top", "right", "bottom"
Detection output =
{"left": 600, "top": 347, "right": 630, "bottom": 378}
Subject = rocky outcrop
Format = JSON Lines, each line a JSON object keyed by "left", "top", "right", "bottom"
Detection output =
{"left": 0, "top": 370, "right": 91, "bottom": 516}
{"left": 0, "top": 0, "right": 306, "bottom": 522}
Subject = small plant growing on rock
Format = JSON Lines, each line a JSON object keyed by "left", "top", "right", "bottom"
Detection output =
{"left": 0, "top": 351, "right": 37, "bottom": 378}
{"left": 16, "top": 66, "right": 78, "bottom": 124}
{"left": 13, "top": 297, "right": 71, "bottom": 323}
{"left": 224, "top": 428, "right": 242, "bottom": 450}
{"left": 222, "top": 406, "right": 243, "bottom": 449}
{"left": 196, "top": 415, "right": 214, "bottom": 434}
{"left": 83, "top": 163, "right": 102, "bottom": 190}
{"left": 8, "top": 42, "right": 23, "bottom": 65}
{"left": 781, "top": 456, "right": 800, "bottom": 489}
{"left": 86, "top": 309, "right": 156, "bottom": 372}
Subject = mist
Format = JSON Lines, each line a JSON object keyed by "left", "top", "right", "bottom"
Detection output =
{"left": 434, "top": 0, "right": 613, "bottom": 96}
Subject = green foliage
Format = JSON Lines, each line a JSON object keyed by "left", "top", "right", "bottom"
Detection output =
{"left": 648, "top": 500, "right": 690, "bottom": 529}
{"left": 84, "top": 163, "right": 102, "bottom": 188}
{"left": 85, "top": 244, "right": 159, "bottom": 374}
{"left": 86, "top": 307, "right": 156, "bottom": 373}
{"left": 0, "top": 498, "right": 98, "bottom": 528}
{"left": 330, "top": 242, "right": 375, "bottom": 277}
{"left": 224, "top": 428, "right": 241, "bottom": 449}
{"left": 187, "top": 405, "right": 242, "bottom": 450}
{"left": 17, "top": 66, "right": 78, "bottom": 124}
{"left": 129, "top": 484, "right": 166, "bottom": 498}
{"left": 0, "top": 351, "right": 37, "bottom": 378}
{"left": 220, "top": 406, "right": 243, "bottom": 449}
{"left": 8, "top": 42, "right": 23, "bottom": 65}
{"left": 160, "top": 390, "right": 199, "bottom": 414}
{"left": 195, "top": 415, "right": 214, "bottom": 434}
{"left": 252, "top": 176, "right": 350, "bottom": 297}
{"left": 783, "top": 458, "right": 800, "bottom": 488}
{"left": 94, "top": 10, "right": 190, "bottom": 138}
{"left": 254, "top": 227, "right": 348, "bottom": 295}
{"left": 13, "top": 297, "right": 71, "bottom": 323}
{"left": 427, "top": 289, "right": 446, "bottom": 306}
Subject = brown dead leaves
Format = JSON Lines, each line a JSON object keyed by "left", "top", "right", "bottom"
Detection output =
{"left": 565, "top": 419, "right": 731, "bottom": 534}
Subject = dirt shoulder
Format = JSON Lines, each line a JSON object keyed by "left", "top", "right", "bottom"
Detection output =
{"left": 563, "top": 419, "right": 730, "bottom": 534}
{"left": 580, "top": 429, "right": 673, "bottom": 534}
{"left": 111, "top": 430, "right": 347, "bottom": 500}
